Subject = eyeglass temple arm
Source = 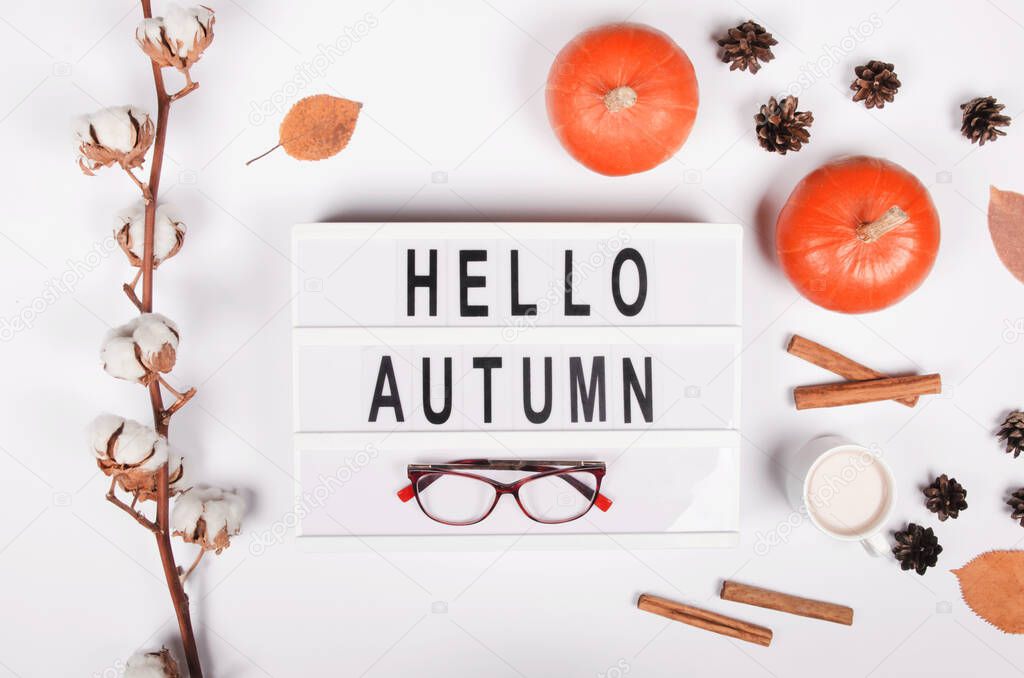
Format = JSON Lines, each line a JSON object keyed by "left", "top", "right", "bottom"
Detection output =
{"left": 397, "top": 461, "right": 612, "bottom": 511}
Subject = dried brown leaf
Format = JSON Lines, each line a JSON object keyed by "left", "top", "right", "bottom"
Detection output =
{"left": 988, "top": 186, "right": 1024, "bottom": 284}
{"left": 246, "top": 94, "right": 362, "bottom": 165}
{"left": 952, "top": 550, "right": 1024, "bottom": 633}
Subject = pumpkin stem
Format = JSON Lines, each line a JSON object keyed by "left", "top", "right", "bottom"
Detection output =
{"left": 604, "top": 86, "right": 638, "bottom": 113}
{"left": 856, "top": 206, "right": 910, "bottom": 243}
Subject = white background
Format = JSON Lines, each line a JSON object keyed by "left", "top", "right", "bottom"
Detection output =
{"left": 1, "top": 1, "right": 1024, "bottom": 676}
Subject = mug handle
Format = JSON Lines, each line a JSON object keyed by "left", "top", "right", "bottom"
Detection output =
{"left": 861, "top": 532, "right": 890, "bottom": 558}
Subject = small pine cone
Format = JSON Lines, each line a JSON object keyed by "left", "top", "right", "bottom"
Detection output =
{"left": 1008, "top": 488, "right": 1024, "bottom": 527}
{"left": 893, "top": 522, "right": 942, "bottom": 575}
{"left": 716, "top": 20, "right": 777, "bottom": 74}
{"left": 755, "top": 95, "right": 813, "bottom": 155}
{"left": 998, "top": 410, "right": 1024, "bottom": 458}
{"left": 850, "top": 60, "right": 900, "bottom": 109}
{"left": 923, "top": 474, "right": 967, "bottom": 521}
{"left": 960, "top": 96, "right": 1011, "bottom": 145}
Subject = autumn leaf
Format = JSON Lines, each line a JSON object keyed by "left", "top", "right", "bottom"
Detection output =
{"left": 988, "top": 186, "right": 1024, "bottom": 284}
{"left": 247, "top": 94, "right": 362, "bottom": 165}
{"left": 952, "top": 550, "right": 1024, "bottom": 633}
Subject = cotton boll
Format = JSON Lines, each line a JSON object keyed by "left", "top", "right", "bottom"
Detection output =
{"left": 124, "top": 648, "right": 179, "bottom": 678}
{"left": 88, "top": 413, "right": 125, "bottom": 459}
{"left": 136, "top": 4, "right": 214, "bottom": 72}
{"left": 100, "top": 333, "right": 147, "bottom": 382}
{"left": 164, "top": 4, "right": 206, "bottom": 52}
{"left": 114, "top": 419, "right": 164, "bottom": 467}
{"left": 87, "top": 106, "right": 139, "bottom": 152}
{"left": 115, "top": 203, "right": 186, "bottom": 266}
{"left": 89, "top": 414, "right": 182, "bottom": 502}
{"left": 89, "top": 413, "right": 164, "bottom": 467}
{"left": 132, "top": 313, "right": 179, "bottom": 373}
{"left": 74, "top": 106, "right": 154, "bottom": 175}
{"left": 136, "top": 17, "right": 163, "bottom": 45}
{"left": 172, "top": 487, "right": 245, "bottom": 553}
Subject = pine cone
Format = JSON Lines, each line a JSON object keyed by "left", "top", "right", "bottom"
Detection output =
{"left": 998, "top": 410, "right": 1024, "bottom": 458}
{"left": 961, "top": 96, "right": 1011, "bottom": 145}
{"left": 923, "top": 474, "right": 967, "bottom": 521}
{"left": 1008, "top": 488, "right": 1024, "bottom": 527}
{"left": 893, "top": 523, "right": 942, "bottom": 575}
{"left": 716, "top": 21, "right": 777, "bottom": 74}
{"left": 755, "top": 96, "right": 813, "bottom": 155}
{"left": 850, "top": 60, "right": 900, "bottom": 109}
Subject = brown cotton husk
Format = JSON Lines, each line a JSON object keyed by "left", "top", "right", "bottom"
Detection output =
{"left": 989, "top": 186, "right": 1024, "bottom": 284}
{"left": 174, "top": 517, "right": 232, "bottom": 554}
{"left": 952, "top": 551, "right": 1024, "bottom": 633}
{"left": 121, "top": 461, "right": 185, "bottom": 503}
{"left": 78, "top": 115, "right": 155, "bottom": 176}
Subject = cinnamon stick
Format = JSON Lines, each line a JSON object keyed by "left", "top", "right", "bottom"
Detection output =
{"left": 793, "top": 373, "right": 941, "bottom": 410}
{"left": 721, "top": 581, "right": 853, "bottom": 626}
{"left": 786, "top": 335, "right": 918, "bottom": 407}
{"left": 637, "top": 593, "right": 772, "bottom": 647}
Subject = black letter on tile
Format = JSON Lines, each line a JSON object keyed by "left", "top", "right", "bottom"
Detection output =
{"left": 422, "top": 357, "right": 452, "bottom": 425}
{"left": 407, "top": 249, "right": 437, "bottom": 317}
{"left": 611, "top": 248, "right": 647, "bottom": 317}
{"left": 564, "top": 250, "right": 590, "bottom": 316}
{"left": 570, "top": 356, "right": 606, "bottom": 423}
{"left": 510, "top": 250, "right": 537, "bottom": 317}
{"left": 472, "top": 356, "right": 502, "bottom": 423}
{"left": 459, "top": 250, "right": 488, "bottom": 317}
{"left": 522, "top": 357, "right": 553, "bottom": 424}
{"left": 368, "top": 356, "right": 404, "bottom": 422}
{"left": 623, "top": 357, "right": 653, "bottom": 424}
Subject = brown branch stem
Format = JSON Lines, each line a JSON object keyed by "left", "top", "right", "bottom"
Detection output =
{"left": 137, "top": 2, "right": 203, "bottom": 675}
{"left": 123, "top": 167, "right": 152, "bottom": 202}
{"left": 106, "top": 477, "right": 157, "bottom": 532}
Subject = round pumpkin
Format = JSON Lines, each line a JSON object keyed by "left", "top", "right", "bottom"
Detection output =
{"left": 545, "top": 23, "right": 699, "bottom": 176}
{"left": 776, "top": 156, "right": 940, "bottom": 314}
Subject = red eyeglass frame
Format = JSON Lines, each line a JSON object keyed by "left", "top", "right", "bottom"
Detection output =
{"left": 397, "top": 458, "right": 612, "bottom": 526}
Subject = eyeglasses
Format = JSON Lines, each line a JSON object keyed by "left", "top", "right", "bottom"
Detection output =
{"left": 397, "top": 459, "right": 611, "bottom": 526}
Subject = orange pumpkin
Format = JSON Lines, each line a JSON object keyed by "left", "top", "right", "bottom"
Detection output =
{"left": 776, "top": 156, "right": 940, "bottom": 313}
{"left": 545, "top": 23, "right": 699, "bottom": 176}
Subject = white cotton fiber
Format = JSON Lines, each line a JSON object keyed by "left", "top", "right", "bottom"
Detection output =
{"left": 100, "top": 333, "right": 147, "bottom": 382}
{"left": 88, "top": 414, "right": 125, "bottom": 458}
{"left": 88, "top": 414, "right": 166, "bottom": 468}
{"left": 163, "top": 4, "right": 210, "bottom": 53}
{"left": 117, "top": 204, "right": 186, "bottom": 263}
{"left": 85, "top": 106, "right": 138, "bottom": 153}
{"left": 171, "top": 487, "right": 244, "bottom": 537}
{"left": 136, "top": 17, "right": 164, "bottom": 45}
{"left": 124, "top": 649, "right": 177, "bottom": 678}
{"left": 132, "top": 314, "right": 179, "bottom": 356}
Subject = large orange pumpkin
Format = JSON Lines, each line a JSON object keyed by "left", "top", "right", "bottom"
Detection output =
{"left": 545, "top": 23, "right": 699, "bottom": 176}
{"left": 776, "top": 156, "right": 940, "bottom": 314}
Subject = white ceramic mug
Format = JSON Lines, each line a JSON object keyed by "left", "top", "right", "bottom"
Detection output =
{"left": 786, "top": 435, "right": 896, "bottom": 557}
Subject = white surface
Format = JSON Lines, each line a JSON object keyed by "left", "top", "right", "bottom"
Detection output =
{"left": 1, "top": 1, "right": 1024, "bottom": 676}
